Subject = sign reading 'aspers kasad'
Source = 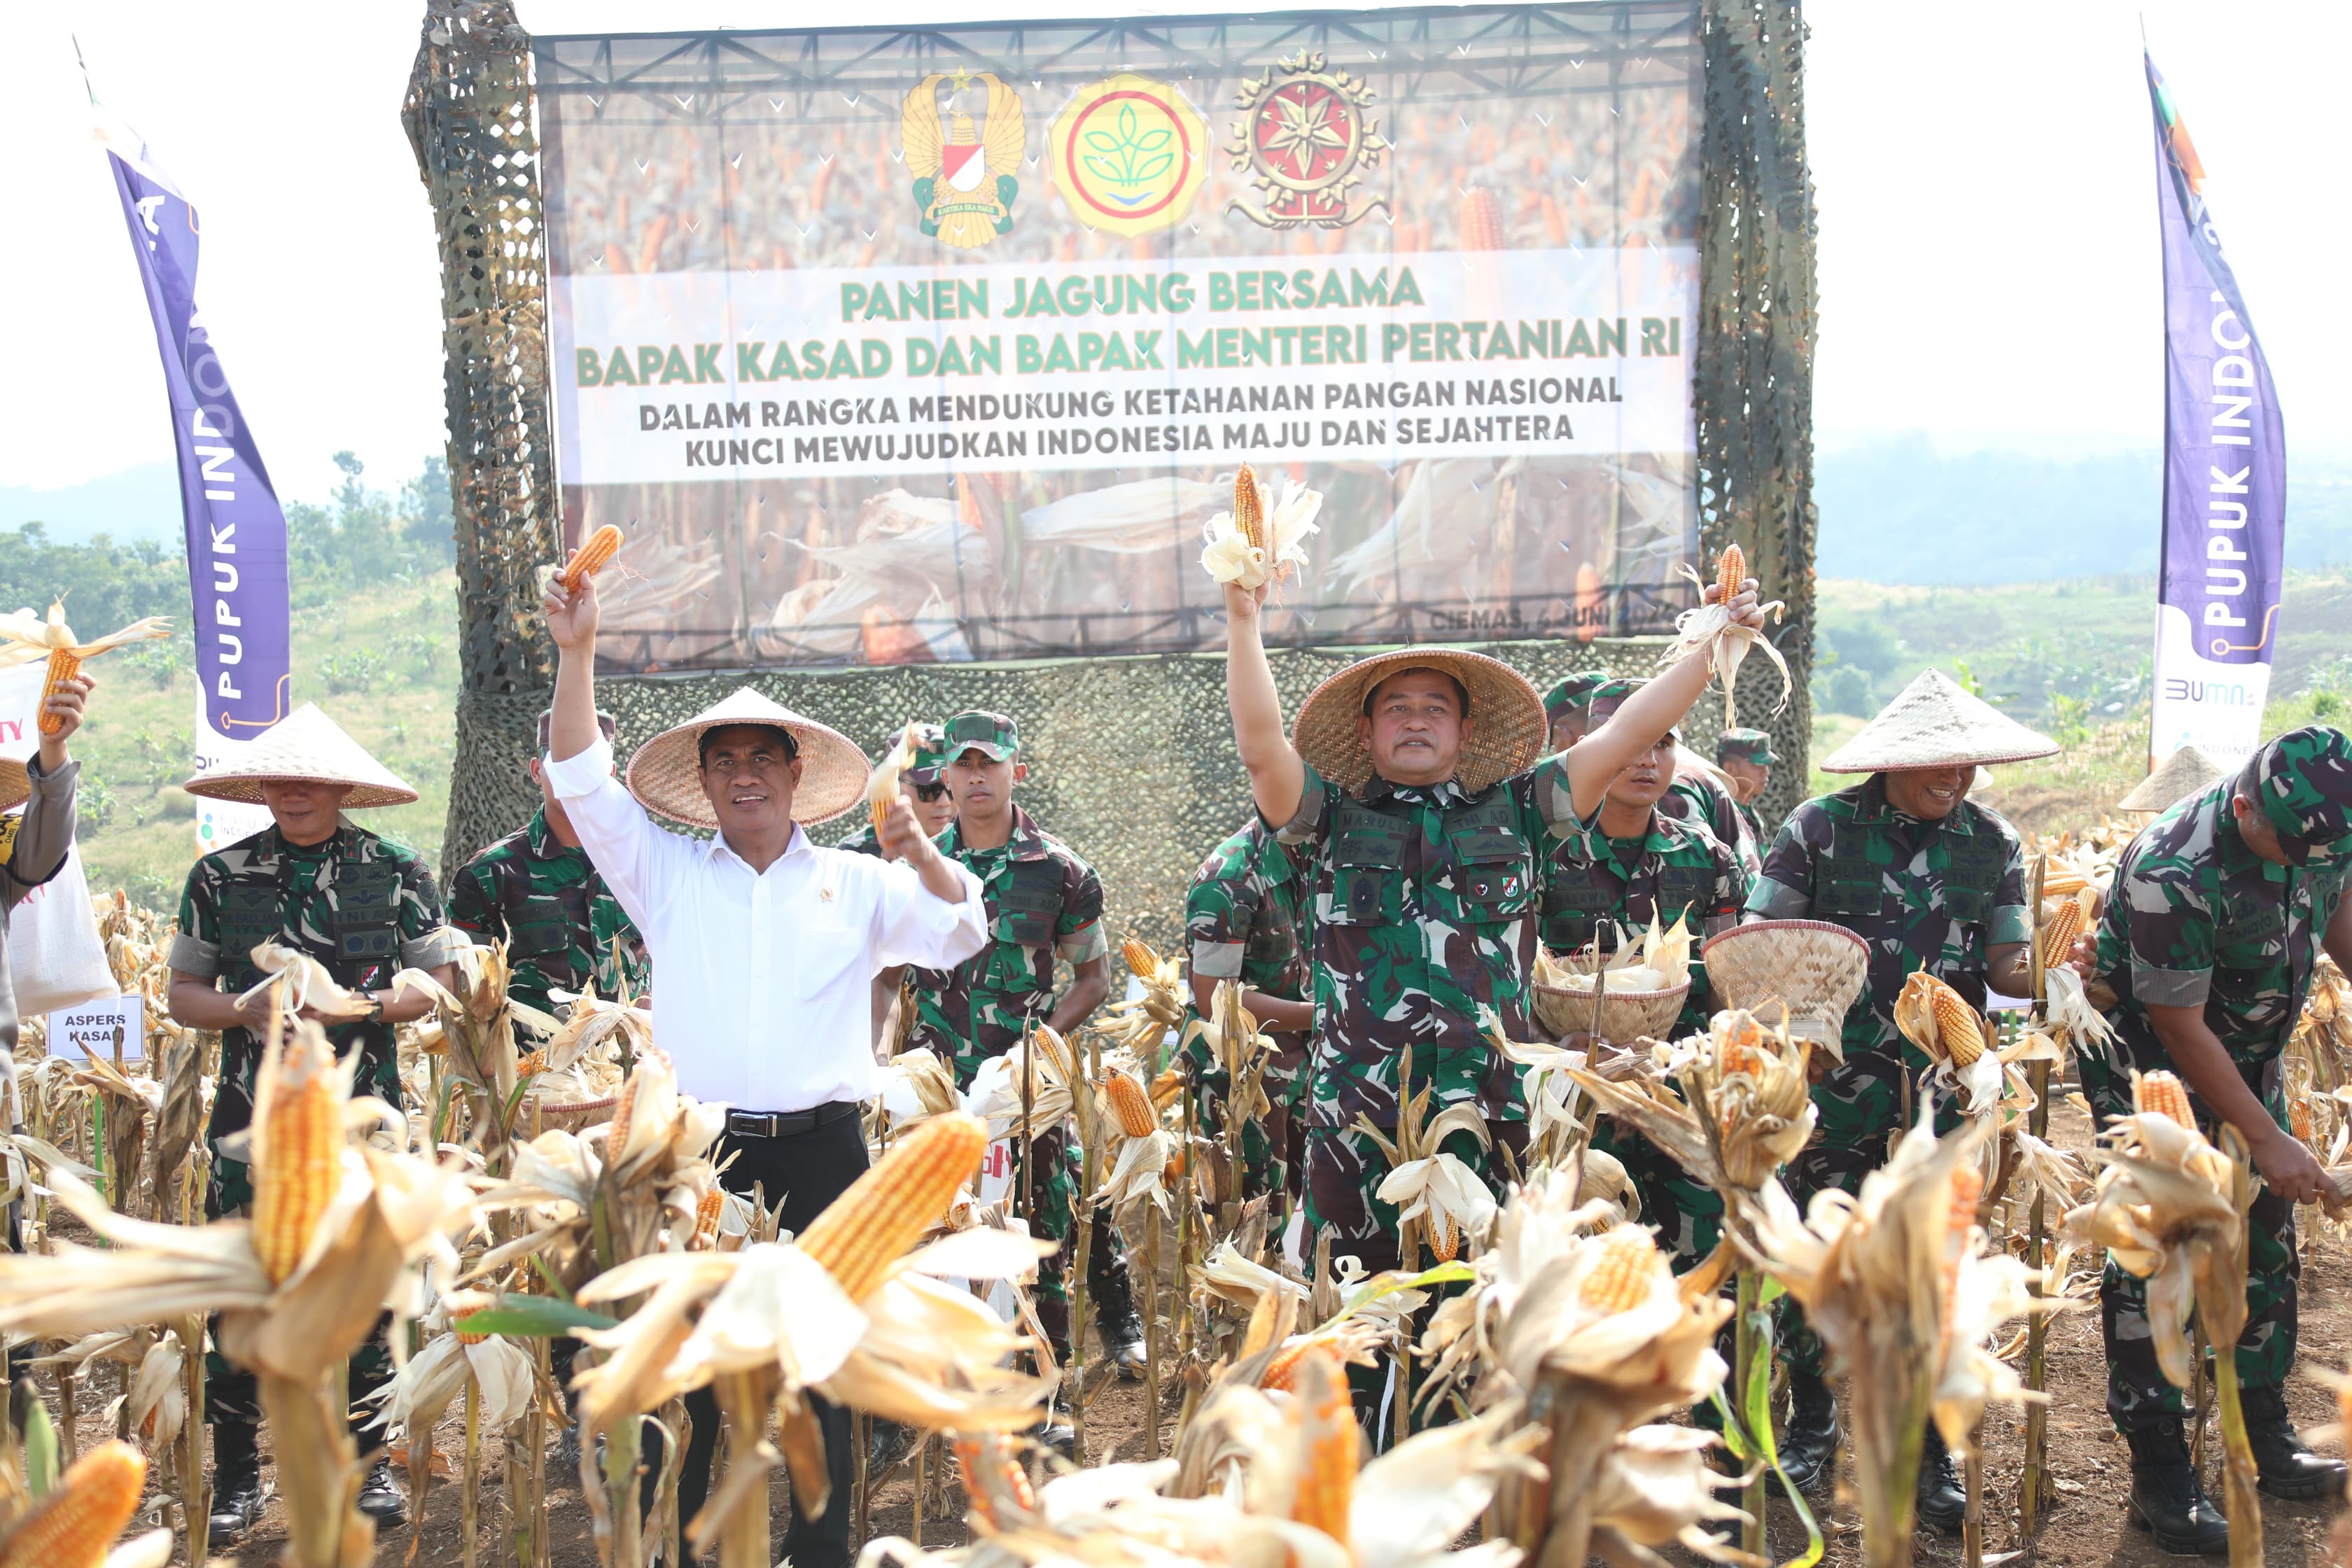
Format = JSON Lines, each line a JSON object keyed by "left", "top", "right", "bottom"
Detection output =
{"left": 560, "top": 248, "right": 1692, "bottom": 482}
{"left": 536, "top": 6, "right": 1703, "bottom": 668}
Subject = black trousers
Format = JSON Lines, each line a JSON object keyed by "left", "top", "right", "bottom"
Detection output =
{"left": 661, "top": 1107, "right": 867, "bottom": 1567}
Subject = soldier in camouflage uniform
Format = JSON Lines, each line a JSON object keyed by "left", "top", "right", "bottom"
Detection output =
{"left": 1742, "top": 668, "right": 2047, "bottom": 1520}
{"left": 449, "top": 709, "right": 650, "bottom": 1024}
{"left": 167, "top": 706, "right": 463, "bottom": 1538}
{"left": 836, "top": 722, "right": 955, "bottom": 856}
{"left": 1547, "top": 680, "right": 1749, "bottom": 1266}
{"left": 1543, "top": 670, "right": 1610, "bottom": 751}
{"left": 1716, "top": 727, "right": 1779, "bottom": 846}
{"left": 1184, "top": 817, "right": 1315, "bottom": 1203}
{"left": 1219, "top": 573, "right": 1764, "bottom": 1311}
{"left": 905, "top": 711, "right": 1144, "bottom": 1386}
{"left": 2081, "top": 725, "right": 2352, "bottom": 1550}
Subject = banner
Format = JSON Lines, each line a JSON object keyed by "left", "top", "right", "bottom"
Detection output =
{"left": 2145, "top": 54, "right": 2285, "bottom": 770}
{"left": 96, "top": 111, "right": 291, "bottom": 848}
{"left": 536, "top": 5, "right": 1701, "bottom": 668}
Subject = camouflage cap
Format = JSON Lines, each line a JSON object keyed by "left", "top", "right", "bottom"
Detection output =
{"left": 905, "top": 722, "right": 951, "bottom": 785}
{"left": 1587, "top": 677, "right": 1679, "bottom": 742}
{"left": 2246, "top": 724, "right": 2352, "bottom": 867}
{"left": 1542, "top": 670, "right": 1610, "bottom": 725}
{"left": 943, "top": 710, "right": 1021, "bottom": 762}
{"left": 1716, "top": 727, "right": 1780, "bottom": 767}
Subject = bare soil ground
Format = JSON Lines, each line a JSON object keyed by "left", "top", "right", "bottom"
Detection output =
{"left": 32, "top": 1093, "right": 2352, "bottom": 1567}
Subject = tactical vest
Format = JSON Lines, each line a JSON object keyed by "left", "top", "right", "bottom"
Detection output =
{"left": 507, "top": 880, "right": 593, "bottom": 963}
{"left": 1327, "top": 789, "right": 1535, "bottom": 927}
{"left": 1540, "top": 854, "right": 1713, "bottom": 952}
{"left": 974, "top": 855, "right": 1065, "bottom": 993}
{"left": 218, "top": 840, "right": 404, "bottom": 995}
{"left": 1814, "top": 803, "right": 2005, "bottom": 927}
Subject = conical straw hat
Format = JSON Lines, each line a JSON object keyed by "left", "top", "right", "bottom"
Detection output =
{"left": 1821, "top": 668, "right": 2059, "bottom": 774}
{"left": 1291, "top": 648, "right": 1545, "bottom": 794}
{"left": 181, "top": 704, "right": 417, "bottom": 808}
{"left": 623, "top": 686, "right": 869, "bottom": 829}
{"left": 2118, "top": 744, "right": 2227, "bottom": 814}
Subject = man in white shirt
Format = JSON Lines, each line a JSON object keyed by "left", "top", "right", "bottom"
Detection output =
{"left": 541, "top": 571, "right": 988, "bottom": 1568}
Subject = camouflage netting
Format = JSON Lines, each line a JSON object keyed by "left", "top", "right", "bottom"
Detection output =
{"left": 422, "top": 0, "right": 1816, "bottom": 946}
{"left": 434, "top": 638, "right": 1726, "bottom": 950}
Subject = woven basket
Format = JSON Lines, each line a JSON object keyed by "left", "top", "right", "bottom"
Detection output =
{"left": 1532, "top": 957, "right": 1691, "bottom": 1044}
{"left": 527, "top": 1093, "right": 617, "bottom": 1134}
{"left": 1699, "top": 920, "right": 1870, "bottom": 1050}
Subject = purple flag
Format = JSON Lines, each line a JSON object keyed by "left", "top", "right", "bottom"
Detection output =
{"left": 95, "top": 113, "right": 293, "bottom": 848}
{"left": 2146, "top": 52, "right": 2285, "bottom": 769}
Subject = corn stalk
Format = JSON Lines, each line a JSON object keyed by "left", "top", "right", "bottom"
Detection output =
{"left": 260, "top": 1368, "right": 372, "bottom": 1568}
{"left": 2208, "top": 1128, "right": 2261, "bottom": 1568}
{"left": 2020, "top": 853, "right": 2051, "bottom": 1534}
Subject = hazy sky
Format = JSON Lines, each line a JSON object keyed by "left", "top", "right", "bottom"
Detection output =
{"left": 3, "top": 0, "right": 2342, "bottom": 506}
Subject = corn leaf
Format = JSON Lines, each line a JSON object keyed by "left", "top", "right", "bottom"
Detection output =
{"left": 454, "top": 1296, "right": 617, "bottom": 1338}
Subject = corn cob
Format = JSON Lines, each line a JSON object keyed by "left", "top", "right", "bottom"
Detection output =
{"left": 606, "top": 1078, "right": 637, "bottom": 1161}
{"left": 457, "top": 1325, "right": 491, "bottom": 1346}
{"left": 252, "top": 1051, "right": 340, "bottom": 1287}
{"left": 1459, "top": 186, "right": 1504, "bottom": 251}
{"left": 36, "top": 650, "right": 80, "bottom": 737}
{"left": 1122, "top": 936, "right": 1160, "bottom": 977}
{"left": 1233, "top": 463, "right": 1265, "bottom": 554}
{"left": 517, "top": 1049, "right": 547, "bottom": 1077}
{"left": 1102, "top": 1072, "right": 1158, "bottom": 1139}
{"left": 1150, "top": 1067, "right": 1184, "bottom": 1111}
{"left": 1717, "top": 1015, "right": 1767, "bottom": 1079}
{"left": 1289, "top": 1350, "right": 1356, "bottom": 1544}
{"left": 2291, "top": 1095, "right": 2314, "bottom": 1143}
{"left": 951, "top": 1434, "right": 1034, "bottom": 1530}
{"left": 1163, "top": 1148, "right": 1187, "bottom": 1182}
{"left": 795, "top": 1111, "right": 986, "bottom": 1301}
{"left": 2136, "top": 1071, "right": 2197, "bottom": 1130}
{"left": 1714, "top": 542, "right": 1747, "bottom": 605}
{"left": 1029, "top": 1026, "right": 1074, "bottom": 1085}
{"left": 1924, "top": 976, "right": 1984, "bottom": 1066}
{"left": 1429, "top": 1214, "right": 1461, "bottom": 1264}
{"left": 1935, "top": 1166, "right": 1986, "bottom": 1359}
{"left": 559, "top": 524, "right": 625, "bottom": 592}
{"left": 1578, "top": 1226, "right": 1659, "bottom": 1313}
{"left": 2039, "top": 896, "right": 2087, "bottom": 973}
{"left": 693, "top": 1186, "right": 725, "bottom": 1250}
{"left": 0, "top": 1440, "right": 145, "bottom": 1568}
{"left": 1260, "top": 1336, "right": 1313, "bottom": 1393}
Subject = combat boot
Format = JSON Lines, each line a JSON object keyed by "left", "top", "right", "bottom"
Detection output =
{"left": 1771, "top": 1368, "right": 1837, "bottom": 1497}
{"left": 1914, "top": 1425, "right": 1965, "bottom": 1535}
{"left": 356, "top": 1458, "right": 409, "bottom": 1528}
{"left": 2241, "top": 1383, "right": 2349, "bottom": 1500}
{"left": 1088, "top": 1240, "right": 1149, "bottom": 1380}
{"left": 2124, "top": 1418, "right": 2230, "bottom": 1556}
{"left": 207, "top": 1420, "right": 267, "bottom": 1539}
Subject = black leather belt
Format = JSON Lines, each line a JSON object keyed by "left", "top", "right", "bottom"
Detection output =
{"left": 724, "top": 1100, "right": 860, "bottom": 1139}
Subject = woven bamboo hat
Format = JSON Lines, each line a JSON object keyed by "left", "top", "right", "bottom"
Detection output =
{"left": 1821, "top": 668, "right": 2059, "bottom": 774}
{"left": 622, "top": 686, "right": 868, "bottom": 829}
{"left": 1291, "top": 648, "right": 1546, "bottom": 794}
{"left": 2118, "top": 744, "right": 2227, "bottom": 815}
{"left": 181, "top": 704, "right": 418, "bottom": 808}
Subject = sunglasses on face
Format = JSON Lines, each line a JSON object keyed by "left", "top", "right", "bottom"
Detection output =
{"left": 913, "top": 782, "right": 949, "bottom": 802}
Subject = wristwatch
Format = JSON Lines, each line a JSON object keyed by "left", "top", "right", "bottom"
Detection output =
{"left": 361, "top": 994, "right": 386, "bottom": 1023}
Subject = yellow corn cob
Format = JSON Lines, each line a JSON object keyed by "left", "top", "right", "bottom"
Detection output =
{"left": 1926, "top": 977, "right": 1984, "bottom": 1067}
{"left": 1289, "top": 1349, "right": 1356, "bottom": 1544}
{"left": 951, "top": 1434, "right": 1034, "bottom": 1530}
{"left": 2292, "top": 1095, "right": 2314, "bottom": 1143}
{"left": 693, "top": 1186, "right": 725, "bottom": 1249}
{"left": 1029, "top": 1026, "right": 1073, "bottom": 1085}
{"left": 0, "top": 1440, "right": 146, "bottom": 1568}
{"left": 1717, "top": 1015, "right": 1767, "bottom": 1079}
{"left": 1233, "top": 463, "right": 1264, "bottom": 554}
{"left": 252, "top": 1050, "right": 340, "bottom": 1288}
{"left": 1578, "top": 1226, "right": 1658, "bottom": 1314}
{"left": 1260, "top": 1336, "right": 1314, "bottom": 1393}
{"left": 2136, "top": 1071, "right": 2197, "bottom": 1129}
{"left": 517, "top": 1049, "right": 547, "bottom": 1077}
{"left": 2039, "top": 897, "right": 2087, "bottom": 973}
{"left": 795, "top": 1111, "right": 986, "bottom": 1301}
{"left": 559, "top": 524, "right": 624, "bottom": 592}
{"left": 1122, "top": 936, "right": 1158, "bottom": 977}
{"left": 1714, "top": 542, "right": 1747, "bottom": 605}
{"left": 37, "top": 650, "right": 80, "bottom": 737}
{"left": 1429, "top": 1214, "right": 1461, "bottom": 1264}
{"left": 606, "top": 1077, "right": 637, "bottom": 1160}
{"left": 1103, "top": 1072, "right": 1158, "bottom": 1139}
{"left": 1459, "top": 186, "right": 1503, "bottom": 251}
{"left": 457, "top": 1325, "right": 491, "bottom": 1346}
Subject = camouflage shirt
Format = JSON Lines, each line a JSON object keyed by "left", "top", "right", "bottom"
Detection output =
{"left": 447, "top": 808, "right": 650, "bottom": 1024}
{"left": 908, "top": 805, "right": 1108, "bottom": 1086}
{"left": 1543, "top": 808, "right": 1748, "bottom": 1035}
{"left": 1662, "top": 771, "right": 1759, "bottom": 874}
{"left": 1184, "top": 818, "right": 1313, "bottom": 1093}
{"left": 1274, "top": 757, "right": 1590, "bottom": 1130}
{"left": 1746, "top": 778, "right": 2030, "bottom": 1062}
{"left": 2094, "top": 781, "right": 2351, "bottom": 1078}
{"left": 171, "top": 823, "right": 463, "bottom": 1135}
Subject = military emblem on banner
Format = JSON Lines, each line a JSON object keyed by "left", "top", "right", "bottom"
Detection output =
{"left": 900, "top": 67, "right": 1026, "bottom": 250}
{"left": 1047, "top": 72, "right": 1209, "bottom": 237}
{"left": 1226, "top": 50, "right": 1391, "bottom": 229}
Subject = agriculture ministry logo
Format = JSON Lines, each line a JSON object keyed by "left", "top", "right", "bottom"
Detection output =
{"left": 900, "top": 66, "right": 1026, "bottom": 250}
{"left": 1227, "top": 50, "right": 1391, "bottom": 229}
{"left": 1048, "top": 73, "right": 1208, "bottom": 237}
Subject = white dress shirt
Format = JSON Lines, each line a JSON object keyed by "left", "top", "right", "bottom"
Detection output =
{"left": 543, "top": 735, "right": 989, "bottom": 1112}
